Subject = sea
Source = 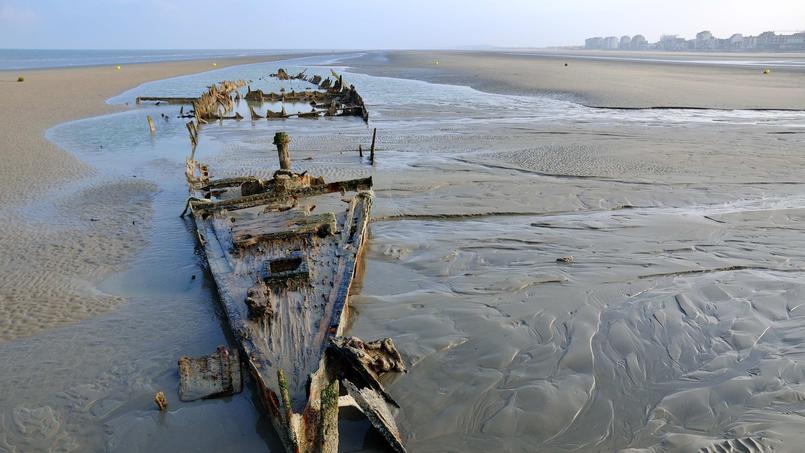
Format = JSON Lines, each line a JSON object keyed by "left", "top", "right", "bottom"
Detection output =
{"left": 0, "top": 48, "right": 308, "bottom": 70}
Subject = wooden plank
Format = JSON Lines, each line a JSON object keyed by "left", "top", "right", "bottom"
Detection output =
{"left": 343, "top": 380, "right": 406, "bottom": 453}
{"left": 232, "top": 212, "right": 336, "bottom": 247}
{"left": 190, "top": 177, "right": 373, "bottom": 215}
{"left": 137, "top": 96, "right": 198, "bottom": 104}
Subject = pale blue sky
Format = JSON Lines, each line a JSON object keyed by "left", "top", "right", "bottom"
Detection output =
{"left": 1, "top": 0, "right": 804, "bottom": 49}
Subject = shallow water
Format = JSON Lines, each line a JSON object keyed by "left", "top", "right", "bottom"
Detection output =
{"left": 0, "top": 48, "right": 298, "bottom": 70}
{"left": 2, "top": 54, "right": 805, "bottom": 452}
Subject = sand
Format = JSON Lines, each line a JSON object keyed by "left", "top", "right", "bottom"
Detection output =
{"left": 0, "top": 55, "right": 307, "bottom": 342}
{"left": 349, "top": 50, "right": 805, "bottom": 109}
{"left": 2, "top": 52, "right": 805, "bottom": 452}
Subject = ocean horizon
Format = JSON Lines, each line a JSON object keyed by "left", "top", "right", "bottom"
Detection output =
{"left": 0, "top": 48, "right": 322, "bottom": 71}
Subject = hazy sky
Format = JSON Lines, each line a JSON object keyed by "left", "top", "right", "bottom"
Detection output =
{"left": 1, "top": 0, "right": 804, "bottom": 49}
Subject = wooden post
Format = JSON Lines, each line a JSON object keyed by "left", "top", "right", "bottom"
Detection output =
{"left": 277, "top": 369, "right": 297, "bottom": 446}
{"left": 358, "top": 145, "right": 363, "bottom": 157}
{"left": 186, "top": 121, "right": 197, "bottom": 147}
{"left": 147, "top": 115, "right": 156, "bottom": 134}
{"left": 318, "top": 380, "right": 339, "bottom": 452}
{"left": 369, "top": 128, "right": 377, "bottom": 164}
{"left": 274, "top": 132, "right": 291, "bottom": 170}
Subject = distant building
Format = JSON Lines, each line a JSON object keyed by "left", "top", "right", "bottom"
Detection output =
{"left": 782, "top": 32, "right": 805, "bottom": 50}
{"left": 728, "top": 33, "right": 744, "bottom": 49}
{"left": 631, "top": 34, "right": 648, "bottom": 49}
{"left": 582, "top": 29, "right": 805, "bottom": 51}
{"left": 585, "top": 37, "right": 604, "bottom": 49}
{"left": 658, "top": 34, "right": 688, "bottom": 51}
{"left": 756, "top": 31, "right": 780, "bottom": 50}
{"left": 604, "top": 36, "right": 620, "bottom": 49}
{"left": 695, "top": 30, "right": 716, "bottom": 50}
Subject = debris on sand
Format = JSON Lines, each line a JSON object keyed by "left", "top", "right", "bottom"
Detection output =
{"left": 154, "top": 391, "right": 168, "bottom": 411}
{"left": 178, "top": 346, "right": 243, "bottom": 402}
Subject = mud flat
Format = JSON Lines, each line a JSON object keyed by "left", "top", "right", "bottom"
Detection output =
{"left": 347, "top": 50, "right": 805, "bottom": 109}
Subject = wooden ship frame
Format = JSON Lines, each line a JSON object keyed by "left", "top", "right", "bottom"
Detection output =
{"left": 168, "top": 71, "right": 406, "bottom": 452}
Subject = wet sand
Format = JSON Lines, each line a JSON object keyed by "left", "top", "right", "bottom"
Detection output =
{"left": 348, "top": 50, "right": 805, "bottom": 109}
{"left": 0, "top": 55, "right": 309, "bottom": 342}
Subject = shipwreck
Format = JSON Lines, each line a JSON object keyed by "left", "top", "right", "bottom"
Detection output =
{"left": 137, "top": 69, "right": 369, "bottom": 122}
{"left": 171, "top": 72, "right": 405, "bottom": 452}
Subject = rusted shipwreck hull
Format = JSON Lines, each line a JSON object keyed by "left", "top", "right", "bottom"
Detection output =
{"left": 182, "top": 132, "right": 406, "bottom": 452}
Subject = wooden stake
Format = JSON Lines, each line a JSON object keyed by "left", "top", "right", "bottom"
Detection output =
{"left": 147, "top": 115, "right": 156, "bottom": 134}
{"left": 277, "top": 369, "right": 297, "bottom": 447}
{"left": 358, "top": 144, "right": 363, "bottom": 157}
{"left": 318, "top": 380, "right": 339, "bottom": 452}
{"left": 370, "top": 128, "right": 376, "bottom": 165}
{"left": 274, "top": 132, "right": 291, "bottom": 170}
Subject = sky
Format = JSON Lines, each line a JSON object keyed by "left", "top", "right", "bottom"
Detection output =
{"left": 1, "top": 0, "right": 804, "bottom": 49}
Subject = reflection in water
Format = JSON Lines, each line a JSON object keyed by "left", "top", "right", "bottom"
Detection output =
{"left": 1, "top": 54, "right": 804, "bottom": 452}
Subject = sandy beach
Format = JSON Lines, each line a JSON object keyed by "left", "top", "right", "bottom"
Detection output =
{"left": 350, "top": 50, "right": 805, "bottom": 109}
{"left": 0, "top": 55, "right": 308, "bottom": 342}
{"left": 2, "top": 50, "right": 805, "bottom": 452}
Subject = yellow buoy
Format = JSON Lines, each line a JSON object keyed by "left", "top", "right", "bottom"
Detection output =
{"left": 434, "top": 60, "right": 439, "bottom": 65}
{"left": 115, "top": 65, "right": 121, "bottom": 71}
{"left": 763, "top": 68, "right": 770, "bottom": 75}
{"left": 212, "top": 62, "right": 217, "bottom": 67}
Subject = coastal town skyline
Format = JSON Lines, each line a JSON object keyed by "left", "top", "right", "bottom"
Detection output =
{"left": 585, "top": 29, "right": 805, "bottom": 51}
